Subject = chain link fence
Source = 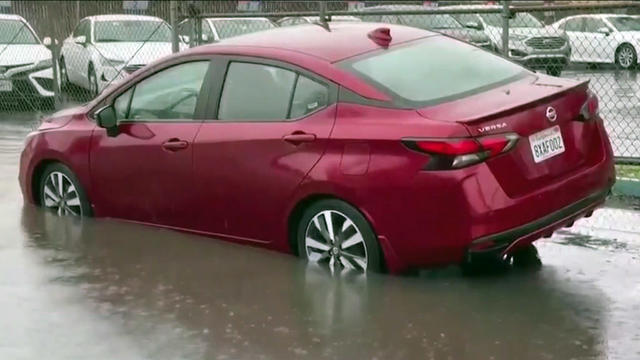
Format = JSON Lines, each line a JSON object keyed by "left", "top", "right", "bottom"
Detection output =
{"left": 1, "top": 0, "right": 640, "bottom": 162}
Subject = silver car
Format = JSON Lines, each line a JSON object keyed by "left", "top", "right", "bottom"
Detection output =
{"left": 447, "top": 5, "right": 571, "bottom": 76}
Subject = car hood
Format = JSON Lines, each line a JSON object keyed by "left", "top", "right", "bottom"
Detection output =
{"left": 0, "top": 44, "right": 50, "bottom": 66}
{"left": 510, "top": 26, "right": 566, "bottom": 37}
{"left": 93, "top": 41, "right": 174, "bottom": 65}
{"left": 437, "top": 28, "right": 489, "bottom": 42}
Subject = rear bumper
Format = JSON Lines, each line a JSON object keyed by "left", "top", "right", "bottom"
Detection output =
{"left": 467, "top": 186, "right": 610, "bottom": 257}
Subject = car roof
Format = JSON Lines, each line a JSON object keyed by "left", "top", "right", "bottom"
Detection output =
{"left": 0, "top": 14, "right": 27, "bottom": 21}
{"left": 200, "top": 22, "right": 435, "bottom": 63}
{"left": 86, "top": 14, "right": 164, "bottom": 22}
{"left": 564, "top": 14, "right": 634, "bottom": 20}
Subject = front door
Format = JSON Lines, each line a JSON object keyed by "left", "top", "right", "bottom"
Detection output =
{"left": 193, "top": 59, "right": 336, "bottom": 242}
{"left": 90, "top": 60, "right": 211, "bottom": 227}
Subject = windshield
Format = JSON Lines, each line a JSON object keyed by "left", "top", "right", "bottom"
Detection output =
{"left": 212, "top": 19, "right": 275, "bottom": 39}
{"left": 95, "top": 20, "right": 172, "bottom": 42}
{"left": 400, "top": 14, "right": 463, "bottom": 30}
{"left": 0, "top": 20, "right": 39, "bottom": 44}
{"left": 608, "top": 16, "right": 640, "bottom": 31}
{"left": 340, "top": 37, "right": 527, "bottom": 106}
{"left": 480, "top": 12, "right": 543, "bottom": 28}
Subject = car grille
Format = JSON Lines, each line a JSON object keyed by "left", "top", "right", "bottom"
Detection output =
{"left": 33, "top": 77, "right": 53, "bottom": 92}
{"left": 525, "top": 37, "right": 566, "bottom": 50}
{"left": 123, "top": 64, "right": 144, "bottom": 74}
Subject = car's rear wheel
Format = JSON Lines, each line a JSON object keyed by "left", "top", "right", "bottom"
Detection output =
{"left": 616, "top": 44, "right": 637, "bottom": 69}
{"left": 297, "top": 199, "right": 382, "bottom": 273}
{"left": 39, "top": 163, "right": 91, "bottom": 217}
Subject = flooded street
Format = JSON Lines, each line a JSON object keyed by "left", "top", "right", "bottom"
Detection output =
{"left": 1, "top": 114, "right": 639, "bottom": 360}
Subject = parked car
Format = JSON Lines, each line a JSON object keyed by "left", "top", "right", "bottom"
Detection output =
{"left": 551, "top": 14, "right": 640, "bottom": 69}
{"left": 446, "top": 5, "right": 571, "bottom": 76}
{"left": 357, "top": 5, "right": 493, "bottom": 50}
{"left": 20, "top": 23, "right": 614, "bottom": 274}
{"left": 277, "top": 16, "right": 362, "bottom": 27}
{"left": 177, "top": 17, "right": 276, "bottom": 45}
{"left": 59, "top": 15, "right": 177, "bottom": 97}
{"left": 0, "top": 14, "right": 56, "bottom": 108}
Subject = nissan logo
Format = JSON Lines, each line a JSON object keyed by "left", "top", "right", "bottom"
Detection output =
{"left": 546, "top": 106, "right": 557, "bottom": 122}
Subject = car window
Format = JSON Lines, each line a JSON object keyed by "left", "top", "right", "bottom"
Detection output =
{"left": 340, "top": 36, "right": 528, "bottom": 106}
{"left": 480, "top": 12, "right": 543, "bottom": 28}
{"left": 94, "top": 20, "right": 172, "bottom": 42}
{"left": 359, "top": 14, "right": 383, "bottom": 22}
{"left": 279, "top": 18, "right": 296, "bottom": 26}
{"left": 73, "top": 20, "right": 88, "bottom": 38}
{"left": 608, "top": 16, "right": 640, "bottom": 31}
{"left": 584, "top": 18, "right": 608, "bottom": 33}
{"left": 0, "top": 20, "right": 39, "bottom": 44}
{"left": 290, "top": 76, "right": 329, "bottom": 118}
{"left": 114, "top": 88, "right": 133, "bottom": 120}
{"left": 563, "top": 18, "right": 584, "bottom": 32}
{"left": 202, "top": 20, "right": 215, "bottom": 42}
{"left": 177, "top": 20, "right": 192, "bottom": 39}
{"left": 218, "top": 62, "right": 296, "bottom": 121}
{"left": 211, "top": 19, "right": 275, "bottom": 40}
{"left": 122, "top": 61, "right": 209, "bottom": 121}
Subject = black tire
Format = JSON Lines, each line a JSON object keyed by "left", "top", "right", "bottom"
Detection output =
{"left": 39, "top": 163, "right": 92, "bottom": 217}
{"left": 297, "top": 199, "right": 383, "bottom": 273}
{"left": 88, "top": 64, "right": 99, "bottom": 98}
{"left": 545, "top": 66, "right": 563, "bottom": 77}
{"left": 59, "top": 57, "right": 69, "bottom": 90}
{"left": 615, "top": 44, "right": 637, "bottom": 70}
{"left": 511, "top": 244, "right": 542, "bottom": 270}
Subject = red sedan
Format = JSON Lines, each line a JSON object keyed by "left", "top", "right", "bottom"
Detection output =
{"left": 19, "top": 23, "right": 615, "bottom": 274}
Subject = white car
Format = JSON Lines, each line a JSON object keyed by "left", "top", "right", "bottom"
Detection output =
{"left": 551, "top": 14, "right": 640, "bottom": 69}
{"left": 276, "top": 15, "right": 361, "bottom": 27}
{"left": 177, "top": 17, "right": 276, "bottom": 46}
{"left": 60, "top": 14, "right": 179, "bottom": 97}
{"left": 0, "top": 14, "right": 56, "bottom": 108}
{"left": 445, "top": 5, "right": 571, "bottom": 76}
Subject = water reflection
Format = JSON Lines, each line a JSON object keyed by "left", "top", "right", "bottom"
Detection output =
{"left": 21, "top": 204, "right": 608, "bottom": 360}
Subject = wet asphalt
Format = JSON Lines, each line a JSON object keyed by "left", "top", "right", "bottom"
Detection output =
{"left": 1, "top": 99, "right": 640, "bottom": 359}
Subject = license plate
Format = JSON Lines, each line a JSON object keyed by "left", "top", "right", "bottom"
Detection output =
{"left": 529, "top": 125, "right": 565, "bottom": 163}
{"left": 0, "top": 80, "right": 12, "bottom": 92}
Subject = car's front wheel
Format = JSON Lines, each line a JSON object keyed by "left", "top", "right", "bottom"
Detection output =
{"left": 39, "top": 163, "right": 91, "bottom": 217}
{"left": 616, "top": 44, "right": 637, "bottom": 69}
{"left": 297, "top": 199, "right": 383, "bottom": 273}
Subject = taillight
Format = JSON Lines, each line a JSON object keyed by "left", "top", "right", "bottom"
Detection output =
{"left": 578, "top": 89, "right": 599, "bottom": 122}
{"left": 403, "top": 133, "right": 519, "bottom": 170}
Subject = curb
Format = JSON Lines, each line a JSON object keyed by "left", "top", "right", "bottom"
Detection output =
{"left": 613, "top": 177, "right": 640, "bottom": 198}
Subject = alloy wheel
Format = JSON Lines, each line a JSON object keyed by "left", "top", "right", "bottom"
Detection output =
{"left": 42, "top": 171, "right": 83, "bottom": 216}
{"left": 618, "top": 47, "right": 635, "bottom": 68}
{"left": 304, "top": 210, "right": 368, "bottom": 272}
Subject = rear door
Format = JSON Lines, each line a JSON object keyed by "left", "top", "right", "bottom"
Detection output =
{"left": 192, "top": 58, "right": 337, "bottom": 242}
{"left": 90, "top": 60, "right": 211, "bottom": 227}
{"left": 561, "top": 17, "right": 586, "bottom": 62}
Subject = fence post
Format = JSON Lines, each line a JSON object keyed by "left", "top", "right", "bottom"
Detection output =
{"left": 319, "top": 1, "right": 327, "bottom": 25}
{"left": 170, "top": 0, "right": 179, "bottom": 53}
{"left": 50, "top": 39, "right": 62, "bottom": 110}
{"left": 501, "top": 0, "right": 511, "bottom": 57}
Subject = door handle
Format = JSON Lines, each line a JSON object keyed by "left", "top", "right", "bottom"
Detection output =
{"left": 162, "top": 139, "right": 189, "bottom": 152}
{"left": 283, "top": 132, "right": 316, "bottom": 145}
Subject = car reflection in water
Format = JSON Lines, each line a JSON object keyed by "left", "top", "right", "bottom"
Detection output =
{"left": 21, "top": 204, "right": 607, "bottom": 360}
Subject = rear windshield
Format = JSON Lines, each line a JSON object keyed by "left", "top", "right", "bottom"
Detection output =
{"left": 339, "top": 36, "right": 528, "bottom": 106}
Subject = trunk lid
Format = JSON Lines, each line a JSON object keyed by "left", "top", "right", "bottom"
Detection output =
{"left": 417, "top": 76, "right": 604, "bottom": 197}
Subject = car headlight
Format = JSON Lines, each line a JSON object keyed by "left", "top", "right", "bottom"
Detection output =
{"left": 34, "top": 58, "right": 52, "bottom": 70}
{"left": 509, "top": 34, "right": 527, "bottom": 41}
{"left": 100, "top": 57, "right": 125, "bottom": 68}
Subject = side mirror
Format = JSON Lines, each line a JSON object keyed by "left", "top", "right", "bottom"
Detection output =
{"left": 597, "top": 27, "right": 611, "bottom": 36}
{"left": 42, "top": 37, "right": 52, "bottom": 47}
{"left": 465, "top": 21, "right": 482, "bottom": 30}
{"left": 74, "top": 35, "right": 86, "bottom": 45}
{"left": 96, "top": 106, "right": 118, "bottom": 137}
